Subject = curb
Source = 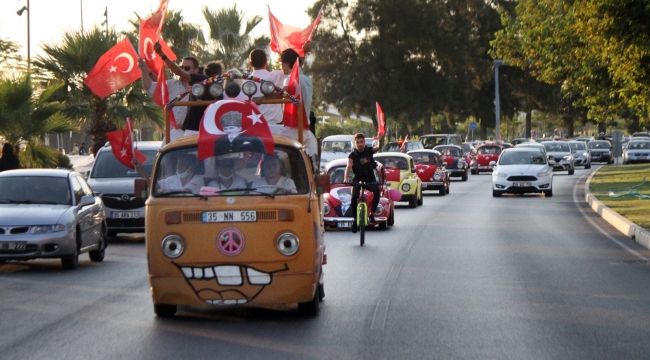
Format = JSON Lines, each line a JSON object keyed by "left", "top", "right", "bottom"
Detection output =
{"left": 585, "top": 171, "right": 650, "bottom": 249}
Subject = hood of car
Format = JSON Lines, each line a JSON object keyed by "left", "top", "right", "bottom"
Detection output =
{"left": 0, "top": 204, "right": 70, "bottom": 226}
{"left": 86, "top": 177, "right": 141, "bottom": 194}
{"left": 414, "top": 164, "right": 436, "bottom": 180}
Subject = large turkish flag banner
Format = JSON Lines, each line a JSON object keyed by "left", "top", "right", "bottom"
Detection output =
{"left": 139, "top": 18, "right": 176, "bottom": 75}
{"left": 84, "top": 38, "right": 141, "bottom": 98}
{"left": 268, "top": 5, "right": 322, "bottom": 57}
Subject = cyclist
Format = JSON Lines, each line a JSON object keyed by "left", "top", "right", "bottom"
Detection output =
{"left": 344, "top": 133, "right": 384, "bottom": 233}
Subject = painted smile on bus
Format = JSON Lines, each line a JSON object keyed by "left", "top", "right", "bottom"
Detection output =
{"left": 175, "top": 263, "right": 289, "bottom": 305}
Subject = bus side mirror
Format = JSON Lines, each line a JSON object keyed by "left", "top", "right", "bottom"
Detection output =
{"left": 316, "top": 174, "right": 330, "bottom": 195}
{"left": 134, "top": 178, "right": 149, "bottom": 199}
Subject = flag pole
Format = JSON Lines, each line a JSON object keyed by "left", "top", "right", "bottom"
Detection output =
{"left": 165, "top": 109, "right": 170, "bottom": 144}
{"left": 297, "top": 102, "right": 304, "bottom": 144}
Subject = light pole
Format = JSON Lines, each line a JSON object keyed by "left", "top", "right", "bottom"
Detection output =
{"left": 493, "top": 59, "right": 507, "bottom": 141}
{"left": 16, "top": 0, "right": 30, "bottom": 70}
{"left": 80, "top": 0, "right": 83, "bottom": 30}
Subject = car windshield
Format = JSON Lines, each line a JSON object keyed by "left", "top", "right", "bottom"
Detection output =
{"left": 327, "top": 166, "right": 378, "bottom": 183}
{"left": 0, "top": 176, "right": 71, "bottom": 205}
{"left": 569, "top": 142, "right": 586, "bottom": 150}
{"left": 410, "top": 152, "right": 437, "bottom": 164}
{"left": 461, "top": 144, "right": 472, "bottom": 153}
{"left": 421, "top": 136, "right": 448, "bottom": 148}
{"left": 382, "top": 143, "right": 402, "bottom": 152}
{"left": 376, "top": 156, "right": 409, "bottom": 170}
{"left": 477, "top": 146, "right": 501, "bottom": 155}
{"left": 543, "top": 142, "right": 570, "bottom": 152}
{"left": 436, "top": 147, "right": 461, "bottom": 156}
{"left": 628, "top": 141, "right": 650, "bottom": 149}
{"left": 588, "top": 141, "right": 610, "bottom": 149}
{"left": 322, "top": 140, "right": 351, "bottom": 153}
{"left": 152, "top": 145, "right": 308, "bottom": 197}
{"left": 92, "top": 149, "right": 158, "bottom": 178}
{"left": 499, "top": 151, "right": 546, "bottom": 165}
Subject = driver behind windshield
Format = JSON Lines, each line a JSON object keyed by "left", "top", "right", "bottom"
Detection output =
{"left": 207, "top": 158, "right": 247, "bottom": 190}
{"left": 251, "top": 155, "right": 297, "bottom": 194}
{"left": 156, "top": 153, "right": 204, "bottom": 194}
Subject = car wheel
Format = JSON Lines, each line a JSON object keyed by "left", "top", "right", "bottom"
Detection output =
{"left": 568, "top": 168, "right": 574, "bottom": 175}
{"left": 107, "top": 230, "right": 117, "bottom": 238}
{"left": 585, "top": 163, "right": 591, "bottom": 169}
{"left": 439, "top": 186, "right": 446, "bottom": 196}
{"left": 545, "top": 189, "right": 553, "bottom": 197}
{"left": 154, "top": 304, "right": 177, "bottom": 318}
{"left": 417, "top": 190, "right": 423, "bottom": 206}
{"left": 378, "top": 220, "right": 388, "bottom": 230}
{"left": 298, "top": 283, "right": 320, "bottom": 316}
{"left": 446, "top": 183, "right": 450, "bottom": 194}
{"left": 61, "top": 229, "right": 80, "bottom": 270}
{"left": 408, "top": 195, "right": 417, "bottom": 208}
{"left": 388, "top": 210, "right": 395, "bottom": 226}
{"left": 461, "top": 170, "right": 468, "bottom": 181}
{"left": 89, "top": 227, "right": 107, "bottom": 262}
{"left": 471, "top": 169, "right": 477, "bottom": 175}
{"left": 318, "top": 282, "right": 325, "bottom": 301}
{"left": 492, "top": 189, "right": 502, "bottom": 197}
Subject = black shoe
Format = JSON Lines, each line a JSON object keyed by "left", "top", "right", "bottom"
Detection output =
{"left": 368, "top": 215, "right": 375, "bottom": 223}
{"left": 351, "top": 223, "right": 358, "bottom": 233}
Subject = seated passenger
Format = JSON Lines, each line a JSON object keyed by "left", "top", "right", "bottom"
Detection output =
{"left": 251, "top": 155, "right": 297, "bottom": 194}
{"left": 207, "top": 158, "right": 248, "bottom": 190}
{"left": 331, "top": 170, "right": 345, "bottom": 184}
{"left": 156, "top": 153, "right": 204, "bottom": 194}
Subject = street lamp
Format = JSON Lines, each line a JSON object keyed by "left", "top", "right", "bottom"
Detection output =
{"left": 493, "top": 59, "right": 508, "bottom": 141}
{"left": 16, "top": 0, "right": 30, "bottom": 70}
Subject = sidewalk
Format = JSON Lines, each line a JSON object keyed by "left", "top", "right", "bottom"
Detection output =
{"left": 585, "top": 171, "right": 650, "bottom": 249}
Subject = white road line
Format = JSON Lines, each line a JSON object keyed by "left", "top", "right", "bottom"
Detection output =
{"left": 573, "top": 173, "right": 649, "bottom": 260}
{"left": 370, "top": 299, "right": 390, "bottom": 330}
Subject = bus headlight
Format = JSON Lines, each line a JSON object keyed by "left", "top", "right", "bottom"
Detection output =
{"left": 276, "top": 233, "right": 299, "bottom": 256}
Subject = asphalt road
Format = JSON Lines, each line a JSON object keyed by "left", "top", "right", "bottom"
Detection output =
{"left": 2, "top": 166, "right": 650, "bottom": 359}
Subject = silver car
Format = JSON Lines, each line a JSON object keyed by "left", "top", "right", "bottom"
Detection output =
{"left": 622, "top": 139, "right": 650, "bottom": 164}
{"left": 542, "top": 141, "right": 575, "bottom": 175}
{"left": 0, "top": 169, "right": 107, "bottom": 269}
{"left": 86, "top": 141, "right": 161, "bottom": 236}
{"left": 568, "top": 140, "right": 592, "bottom": 169}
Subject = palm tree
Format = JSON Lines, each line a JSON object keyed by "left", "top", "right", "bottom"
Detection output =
{"left": 0, "top": 74, "right": 77, "bottom": 168}
{"left": 201, "top": 4, "right": 270, "bottom": 70}
{"left": 32, "top": 27, "right": 163, "bottom": 155}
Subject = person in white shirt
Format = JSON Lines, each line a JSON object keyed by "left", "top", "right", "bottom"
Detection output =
{"left": 251, "top": 155, "right": 297, "bottom": 194}
{"left": 248, "top": 49, "right": 285, "bottom": 124}
{"left": 207, "top": 158, "right": 248, "bottom": 190}
{"left": 156, "top": 153, "right": 204, "bottom": 194}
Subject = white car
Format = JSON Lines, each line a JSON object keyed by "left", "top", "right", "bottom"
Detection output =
{"left": 622, "top": 139, "right": 650, "bottom": 164}
{"left": 492, "top": 148, "right": 554, "bottom": 197}
{"left": 319, "top": 134, "right": 354, "bottom": 172}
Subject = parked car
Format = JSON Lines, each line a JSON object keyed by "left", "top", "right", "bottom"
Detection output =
{"left": 568, "top": 140, "right": 591, "bottom": 169}
{"left": 420, "top": 134, "right": 464, "bottom": 148}
{"left": 492, "top": 148, "right": 554, "bottom": 197}
{"left": 587, "top": 140, "right": 614, "bottom": 164}
{"left": 374, "top": 152, "right": 423, "bottom": 208}
{"left": 407, "top": 149, "right": 450, "bottom": 195}
{"left": 319, "top": 134, "right": 354, "bottom": 172}
{"left": 470, "top": 143, "right": 502, "bottom": 174}
{"left": 541, "top": 141, "right": 575, "bottom": 175}
{"left": 433, "top": 145, "right": 468, "bottom": 181}
{"left": 381, "top": 141, "right": 423, "bottom": 153}
{"left": 322, "top": 159, "right": 397, "bottom": 230}
{"left": 622, "top": 139, "right": 650, "bottom": 164}
{"left": 86, "top": 141, "right": 161, "bottom": 236}
{"left": 0, "top": 169, "right": 107, "bottom": 269}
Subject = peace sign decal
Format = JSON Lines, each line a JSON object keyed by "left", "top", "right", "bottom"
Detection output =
{"left": 217, "top": 227, "right": 245, "bottom": 256}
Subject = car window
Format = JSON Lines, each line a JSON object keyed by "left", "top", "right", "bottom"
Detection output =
{"left": 629, "top": 142, "right": 649, "bottom": 149}
{"left": 588, "top": 141, "right": 609, "bottom": 149}
{"left": 0, "top": 176, "right": 72, "bottom": 205}
{"left": 499, "top": 151, "right": 545, "bottom": 165}
{"left": 376, "top": 156, "right": 409, "bottom": 170}
{"left": 74, "top": 175, "right": 94, "bottom": 196}
{"left": 322, "top": 141, "right": 352, "bottom": 153}
{"left": 91, "top": 149, "right": 158, "bottom": 178}
{"left": 327, "top": 167, "right": 346, "bottom": 184}
{"left": 478, "top": 146, "right": 500, "bottom": 154}
{"left": 569, "top": 142, "right": 586, "bottom": 150}
{"left": 410, "top": 152, "right": 437, "bottom": 164}
{"left": 71, "top": 176, "right": 85, "bottom": 204}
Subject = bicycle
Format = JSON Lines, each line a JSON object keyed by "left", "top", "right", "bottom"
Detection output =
{"left": 353, "top": 181, "right": 376, "bottom": 246}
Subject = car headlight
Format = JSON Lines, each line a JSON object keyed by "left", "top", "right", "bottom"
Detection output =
{"left": 323, "top": 202, "right": 330, "bottom": 214}
{"left": 191, "top": 83, "right": 205, "bottom": 97}
{"left": 433, "top": 173, "right": 442, "bottom": 181}
{"left": 493, "top": 170, "right": 508, "bottom": 178}
{"left": 537, "top": 170, "right": 551, "bottom": 177}
{"left": 563, "top": 155, "right": 573, "bottom": 161}
{"left": 30, "top": 224, "right": 66, "bottom": 233}
{"left": 161, "top": 235, "right": 185, "bottom": 259}
{"left": 374, "top": 204, "right": 384, "bottom": 215}
{"left": 401, "top": 183, "right": 411, "bottom": 192}
{"left": 276, "top": 233, "right": 299, "bottom": 256}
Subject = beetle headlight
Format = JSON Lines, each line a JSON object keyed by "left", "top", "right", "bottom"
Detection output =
{"left": 374, "top": 204, "right": 384, "bottom": 215}
{"left": 276, "top": 233, "right": 299, "bottom": 256}
{"left": 323, "top": 202, "right": 330, "bottom": 214}
{"left": 208, "top": 83, "right": 224, "bottom": 98}
{"left": 260, "top": 80, "right": 276, "bottom": 96}
{"left": 191, "top": 83, "right": 205, "bottom": 97}
{"left": 242, "top": 81, "right": 257, "bottom": 97}
{"left": 401, "top": 183, "right": 411, "bottom": 192}
{"left": 161, "top": 235, "right": 185, "bottom": 259}
{"left": 433, "top": 173, "right": 442, "bottom": 181}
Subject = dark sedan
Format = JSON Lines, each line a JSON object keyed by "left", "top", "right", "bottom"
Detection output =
{"left": 587, "top": 140, "right": 614, "bottom": 164}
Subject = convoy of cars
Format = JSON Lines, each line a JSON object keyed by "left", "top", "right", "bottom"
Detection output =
{"left": 432, "top": 145, "right": 469, "bottom": 181}
{"left": 470, "top": 143, "right": 502, "bottom": 174}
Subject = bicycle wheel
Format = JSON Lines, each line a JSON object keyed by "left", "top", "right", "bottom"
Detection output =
{"left": 359, "top": 205, "right": 366, "bottom": 246}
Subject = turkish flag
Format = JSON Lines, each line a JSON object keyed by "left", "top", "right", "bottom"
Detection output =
{"left": 268, "top": 5, "right": 322, "bottom": 56}
{"left": 139, "top": 18, "right": 176, "bottom": 75}
{"left": 376, "top": 102, "right": 386, "bottom": 137}
{"left": 106, "top": 118, "right": 147, "bottom": 169}
{"left": 281, "top": 59, "right": 308, "bottom": 129}
{"left": 198, "top": 99, "right": 275, "bottom": 161}
{"left": 84, "top": 38, "right": 141, "bottom": 98}
{"left": 400, "top": 135, "right": 409, "bottom": 152}
{"left": 148, "top": 0, "right": 169, "bottom": 34}
{"left": 153, "top": 66, "right": 176, "bottom": 129}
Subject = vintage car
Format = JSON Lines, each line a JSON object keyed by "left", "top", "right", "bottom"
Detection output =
{"left": 407, "top": 149, "right": 450, "bottom": 195}
{"left": 432, "top": 145, "right": 468, "bottom": 181}
{"left": 380, "top": 141, "right": 424, "bottom": 153}
{"left": 320, "top": 134, "right": 354, "bottom": 172}
{"left": 470, "top": 143, "right": 502, "bottom": 174}
{"left": 138, "top": 99, "right": 328, "bottom": 318}
{"left": 374, "top": 152, "right": 423, "bottom": 208}
{"left": 322, "top": 159, "right": 399, "bottom": 230}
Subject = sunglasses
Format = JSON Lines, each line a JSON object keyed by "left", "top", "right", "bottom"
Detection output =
{"left": 181, "top": 66, "right": 192, "bottom": 71}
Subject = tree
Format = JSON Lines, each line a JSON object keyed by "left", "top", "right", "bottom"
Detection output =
{"left": 32, "top": 27, "right": 163, "bottom": 155}
{"left": 0, "top": 75, "right": 76, "bottom": 168}
{"left": 201, "top": 4, "right": 270, "bottom": 70}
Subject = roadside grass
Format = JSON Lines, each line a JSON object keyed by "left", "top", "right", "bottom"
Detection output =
{"left": 589, "top": 163, "right": 650, "bottom": 232}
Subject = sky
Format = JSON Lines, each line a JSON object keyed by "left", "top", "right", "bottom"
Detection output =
{"left": 1, "top": 0, "right": 318, "bottom": 59}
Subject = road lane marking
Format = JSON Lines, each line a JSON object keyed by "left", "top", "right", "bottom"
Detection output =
{"left": 370, "top": 299, "right": 390, "bottom": 329}
{"left": 387, "top": 263, "right": 402, "bottom": 281}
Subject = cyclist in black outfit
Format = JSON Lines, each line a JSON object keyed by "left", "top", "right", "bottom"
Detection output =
{"left": 344, "top": 133, "right": 384, "bottom": 233}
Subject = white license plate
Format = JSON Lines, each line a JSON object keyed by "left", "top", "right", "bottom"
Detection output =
{"left": 111, "top": 211, "right": 140, "bottom": 219}
{"left": 514, "top": 182, "right": 532, "bottom": 187}
{"left": 203, "top": 211, "right": 256, "bottom": 223}
{"left": 337, "top": 222, "right": 352, "bottom": 228}
{"left": 1, "top": 242, "right": 26, "bottom": 251}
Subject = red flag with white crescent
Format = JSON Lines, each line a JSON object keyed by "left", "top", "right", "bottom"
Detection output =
{"left": 83, "top": 38, "right": 141, "bottom": 98}
{"left": 268, "top": 5, "right": 322, "bottom": 56}
{"left": 139, "top": 18, "right": 176, "bottom": 75}
{"left": 106, "top": 118, "right": 147, "bottom": 169}
{"left": 376, "top": 102, "right": 385, "bottom": 137}
{"left": 153, "top": 66, "right": 176, "bottom": 129}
